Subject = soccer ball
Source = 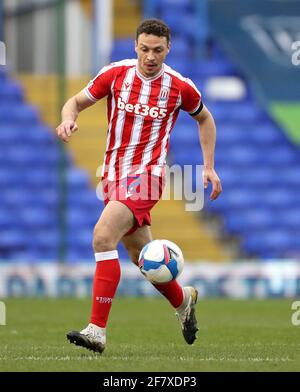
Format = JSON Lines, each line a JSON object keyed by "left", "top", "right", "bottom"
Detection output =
{"left": 138, "top": 239, "right": 184, "bottom": 284}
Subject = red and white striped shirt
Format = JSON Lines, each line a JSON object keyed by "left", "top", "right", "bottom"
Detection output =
{"left": 84, "top": 59, "right": 202, "bottom": 180}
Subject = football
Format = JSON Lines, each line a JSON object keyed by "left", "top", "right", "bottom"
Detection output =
{"left": 138, "top": 239, "right": 184, "bottom": 284}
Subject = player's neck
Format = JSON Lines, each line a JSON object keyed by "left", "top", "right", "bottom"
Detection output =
{"left": 136, "top": 64, "right": 164, "bottom": 81}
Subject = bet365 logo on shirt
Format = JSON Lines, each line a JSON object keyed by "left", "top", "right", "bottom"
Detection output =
{"left": 117, "top": 97, "right": 167, "bottom": 119}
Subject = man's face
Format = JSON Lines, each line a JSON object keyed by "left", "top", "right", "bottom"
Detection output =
{"left": 135, "top": 33, "right": 169, "bottom": 78}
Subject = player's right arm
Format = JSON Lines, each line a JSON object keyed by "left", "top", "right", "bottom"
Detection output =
{"left": 56, "top": 90, "right": 95, "bottom": 143}
{"left": 56, "top": 63, "right": 117, "bottom": 143}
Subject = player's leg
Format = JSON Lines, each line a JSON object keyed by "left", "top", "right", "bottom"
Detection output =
{"left": 67, "top": 201, "right": 135, "bottom": 353}
{"left": 122, "top": 224, "right": 153, "bottom": 265}
{"left": 122, "top": 226, "right": 199, "bottom": 344}
{"left": 90, "top": 200, "right": 134, "bottom": 327}
{"left": 122, "top": 226, "right": 184, "bottom": 307}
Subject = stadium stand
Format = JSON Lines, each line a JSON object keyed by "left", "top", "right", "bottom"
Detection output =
{"left": 2, "top": 0, "right": 299, "bottom": 261}
{"left": 152, "top": 0, "right": 300, "bottom": 259}
{"left": 0, "top": 69, "right": 128, "bottom": 261}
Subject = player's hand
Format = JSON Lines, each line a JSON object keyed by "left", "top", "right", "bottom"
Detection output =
{"left": 56, "top": 120, "right": 78, "bottom": 143}
{"left": 203, "top": 167, "right": 222, "bottom": 200}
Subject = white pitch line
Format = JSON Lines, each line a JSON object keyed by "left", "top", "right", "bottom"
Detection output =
{"left": 0, "top": 356, "right": 292, "bottom": 362}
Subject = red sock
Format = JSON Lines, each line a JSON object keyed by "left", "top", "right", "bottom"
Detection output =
{"left": 90, "top": 250, "right": 121, "bottom": 328}
{"left": 153, "top": 280, "right": 184, "bottom": 308}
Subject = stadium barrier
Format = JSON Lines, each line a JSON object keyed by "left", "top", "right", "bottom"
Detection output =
{"left": 0, "top": 261, "right": 300, "bottom": 298}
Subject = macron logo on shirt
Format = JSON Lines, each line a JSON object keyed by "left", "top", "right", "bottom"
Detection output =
{"left": 117, "top": 97, "right": 167, "bottom": 119}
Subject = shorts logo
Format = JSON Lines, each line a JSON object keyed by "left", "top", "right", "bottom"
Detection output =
{"left": 117, "top": 97, "right": 167, "bottom": 119}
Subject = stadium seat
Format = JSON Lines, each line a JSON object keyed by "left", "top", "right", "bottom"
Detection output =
{"left": 265, "top": 189, "right": 299, "bottom": 208}
{"left": 0, "top": 75, "right": 104, "bottom": 262}
{"left": 66, "top": 168, "right": 91, "bottom": 189}
{"left": 20, "top": 207, "right": 59, "bottom": 229}
{"left": 159, "top": 0, "right": 192, "bottom": 9}
{"left": 243, "top": 231, "right": 297, "bottom": 258}
{"left": 0, "top": 81, "right": 23, "bottom": 102}
{"left": 0, "top": 230, "right": 26, "bottom": 254}
{"left": 66, "top": 209, "right": 98, "bottom": 228}
{"left": 215, "top": 146, "right": 264, "bottom": 166}
{"left": 187, "top": 59, "right": 238, "bottom": 78}
{"left": 166, "top": 37, "right": 191, "bottom": 58}
{"left": 111, "top": 38, "right": 135, "bottom": 61}
{"left": 0, "top": 104, "right": 39, "bottom": 125}
{"left": 223, "top": 209, "right": 276, "bottom": 234}
{"left": 166, "top": 57, "right": 189, "bottom": 75}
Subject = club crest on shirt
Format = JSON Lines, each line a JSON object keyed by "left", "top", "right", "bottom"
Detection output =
{"left": 160, "top": 88, "right": 169, "bottom": 101}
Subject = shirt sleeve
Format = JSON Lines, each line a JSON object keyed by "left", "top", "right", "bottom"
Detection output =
{"left": 84, "top": 64, "right": 116, "bottom": 102}
{"left": 180, "top": 78, "right": 202, "bottom": 115}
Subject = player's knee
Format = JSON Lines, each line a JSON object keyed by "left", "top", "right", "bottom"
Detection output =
{"left": 125, "top": 246, "right": 140, "bottom": 266}
{"left": 93, "top": 231, "right": 116, "bottom": 252}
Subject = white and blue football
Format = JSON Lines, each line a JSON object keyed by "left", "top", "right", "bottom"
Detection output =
{"left": 138, "top": 239, "right": 184, "bottom": 284}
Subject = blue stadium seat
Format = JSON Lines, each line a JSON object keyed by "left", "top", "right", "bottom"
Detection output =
{"left": 215, "top": 146, "right": 264, "bottom": 166}
{"left": 167, "top": 37, "right": 191, "bottom": 58}
{"left": 24, "top": 230, "right": 60, "bottom": 260}
{"left": 32, "top": 230, "right": 60, "bottom": 247}
{"left": 21, "top": 169, "right": 60, "bottom": 188}
{"left": 66, "top": 209, "right": 97, "bottom": 228}
{"left": 224, "top": 209, "right": 276, "bottom": 234}
{"left": 0, "top": 74, "right": 101, "bottom": 262}
{"left": 67, "top": 190, "right": 103, "bottom": 212}
{"left": 0, "top": 167, "right": 21, "bottom": 186}
{"left": 248, "top": 124, "right": 286, "bottom": 145}
{"left": 243, "top": 230, "right": 297, "bottom": 258}
{"left": 264, "top": 146, "right": 299, "bottom": 166}
{"left": 0, "top": 124, "right": 55, "bottom": 146}
{"left": 0, "top": 81, "right": 23, "bottom": 102}
{"left": 4, "top": 189, "right": 59, "bottom": 208}
{"left": 111, "top": 39, "right": 135, "bottom": 61}
{"left": 0, "top": 124, "right": 24, "bottom": 144}
{"left": 166, "top": 57, "right": 189, "bottom": 75}
{"left": 216, "top": 123, "right": 285, "bottom": 146}
{"left": 0, "top": 68, "right": 7, "bottom": 82}
{"left": 159, "top": 0, "right": 192, "bottom": 9}
{"left": 160, "top": 10, "right": 187, "bottom": 35}
{"left": 0, "top": 209, "right": 18, "bottom": 229}
{"left": 66, "top": 168, "right": 91, "bottom": 189}
{"left": 276, "top": 209, "right": 300, "bottom": 230}
{"left": 0, "top": 104, "right": 39, "bottom": 124}
{"left": 25, "top": 125, "right": 57, "bottom": 145}
{"left": 187, "top": 59, "right": 238, "bottom": 78}
{"left": 280, "top": 167, "right": 300, "bottom": 188}
{"left": 0, "top": 230, "right": 25, "bottom": 251}
{"left": 265, "top": 189, "right": 299, "bottom": 208}
{"left": 66, "top": 248, "right": 94, "bottom": 262}
{"left": 20, "top": 207, "right": 58, "bottom": 230}
{"left": 217, "top": 190, "right": 262, "bottom": 210}
{"left": 172, "top": 147, "right": 203, "bottom": 165}
{"left": 3, "top": 145, "right": 61, "bottom": 166}
{"left": 207, "top": 102, "right": 265, "bottom": 123}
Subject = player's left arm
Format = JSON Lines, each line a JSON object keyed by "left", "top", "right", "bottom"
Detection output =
{"left": 192, "top": 105, "right": 222, "bottom": 200}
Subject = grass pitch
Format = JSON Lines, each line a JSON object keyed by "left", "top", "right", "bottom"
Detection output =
{"left": 0, "top": 298, "right": 299, "bottom": 372}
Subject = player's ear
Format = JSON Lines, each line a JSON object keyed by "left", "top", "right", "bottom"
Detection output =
{"left": 135, "top": 40, "right": 138, "bottom": 53}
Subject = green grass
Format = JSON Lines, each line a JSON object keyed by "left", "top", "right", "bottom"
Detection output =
{"left": 0, "top": 298, "right": 299, "bottom": 372}
{"left": 270, "top": 102, "right": 300, "bottom": 145}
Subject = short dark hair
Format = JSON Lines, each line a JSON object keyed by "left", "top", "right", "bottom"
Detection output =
{"left": 136, "top": 19, "right": 170, "bottom": 44}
